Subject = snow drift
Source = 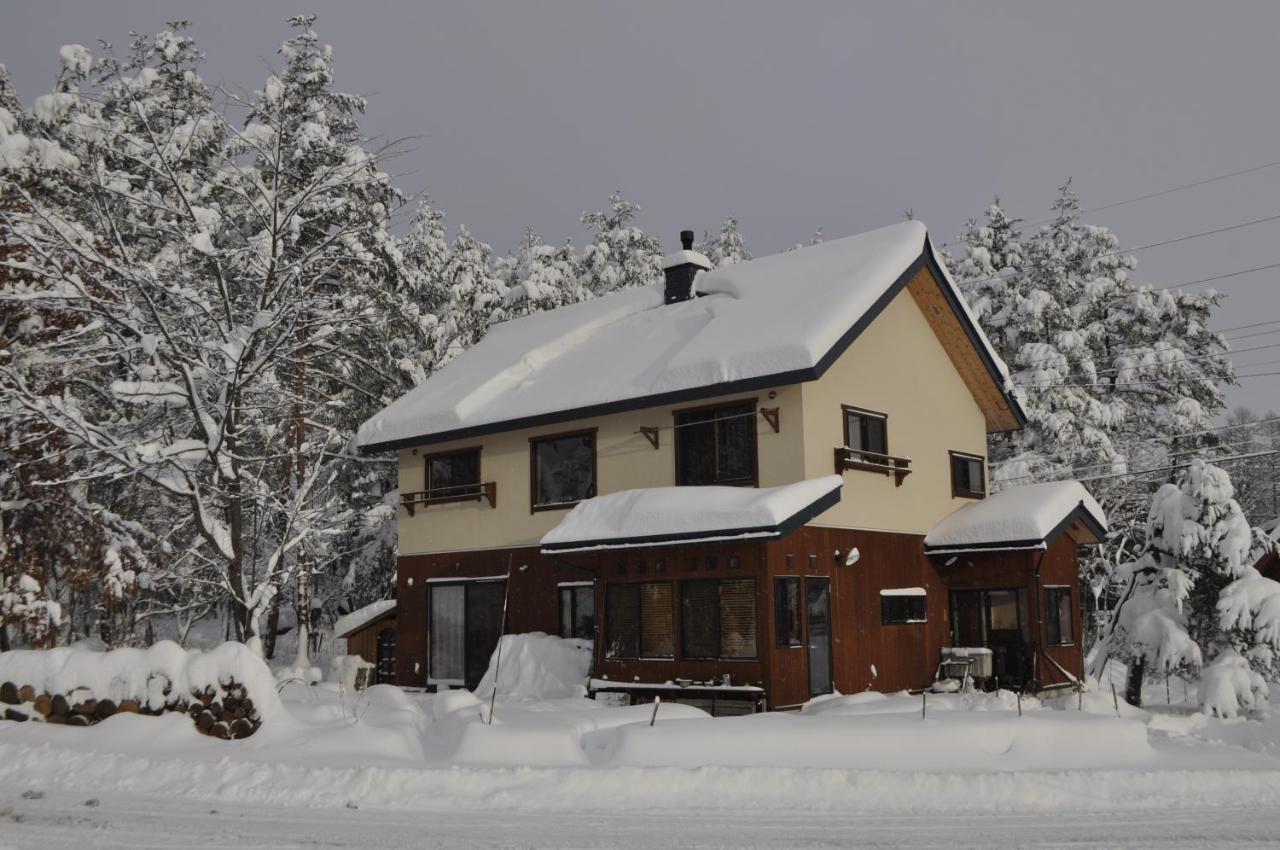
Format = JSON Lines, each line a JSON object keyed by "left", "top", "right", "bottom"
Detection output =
{"left": 472, "top": 632, "right": 592, "bottom": 702}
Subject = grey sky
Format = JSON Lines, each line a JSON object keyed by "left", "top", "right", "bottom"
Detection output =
{"left": 3, "top": 0, "right": 1277, "bottom": 412}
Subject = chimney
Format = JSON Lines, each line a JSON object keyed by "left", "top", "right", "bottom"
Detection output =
{"left": 662, "top": 230, "right": 712, "bottom": 304}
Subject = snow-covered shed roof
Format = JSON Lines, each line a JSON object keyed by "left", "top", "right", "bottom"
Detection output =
{"left": 334, "top": 599, "right": 396, "bottom": 638}
{"left": 540, "top": 475, "right": 843, "bottom": 553}
{"left": 923, "top": 481, "right": 1107, "bottom": 555}
{"left": 357, "top": 221, "right": 1023, "bottom": 452}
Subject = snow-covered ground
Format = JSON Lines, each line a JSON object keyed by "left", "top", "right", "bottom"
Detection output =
{"left": 3, "top": 637, "right": 1280, "bottom": 846}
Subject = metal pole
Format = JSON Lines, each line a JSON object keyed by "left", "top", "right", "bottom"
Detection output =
{"left": 487, "top": 554, "right": 515, "bottom": 725}
{"left": 649, "top": 695, "right": 660, "bottom": 726}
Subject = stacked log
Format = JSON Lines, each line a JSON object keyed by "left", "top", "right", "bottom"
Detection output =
{"left": 0, "top": 676, "right": 264, "bottom": 739}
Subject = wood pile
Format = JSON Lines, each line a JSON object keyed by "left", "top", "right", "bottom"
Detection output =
{"left": 0, "top": 674, "right": 263, "bottom": 739}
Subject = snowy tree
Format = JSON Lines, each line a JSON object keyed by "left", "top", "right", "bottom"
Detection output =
{"left": 433, "top": 225, "right": 505, "bottom": 365}
{"left": 577, "top": 190, "right": 662, "bottom": 295}
{"left": 706, "top": 217, "right": 751, "bottom": 268}
{"left": 0, "top": 19, "right": 422, "bottom": 662}
{"left": 1093, "top": 460, "right": 1280, "bottom": 714}
{"left": 502, "top": 228, "right": 582, "bottom": 319}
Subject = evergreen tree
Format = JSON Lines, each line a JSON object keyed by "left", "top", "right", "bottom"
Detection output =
{"left": 434, "top": 225, "right": 505, "bottom": 365}
{"left": 706, "top": 217, "right": 751, "bottom": 268}
{"left": 502, "top": 228, "right": 581, "bottom": 319}
{"left": 577, "top": 190, "right": 661, "bottom": 295}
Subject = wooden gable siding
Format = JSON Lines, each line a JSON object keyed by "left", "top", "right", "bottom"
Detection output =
{"left": 906, "top": 265, "right": 1020, "bottom": 433}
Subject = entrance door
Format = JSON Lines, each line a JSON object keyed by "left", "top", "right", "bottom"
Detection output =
{"left": 464, "top": 580, "right": 507, "bottom": 688}
{"left": 805, "top": 577, "right": 833, "bottom": 698}
{"left": 949, "top": 588, "right": 1030, "bottom": 686}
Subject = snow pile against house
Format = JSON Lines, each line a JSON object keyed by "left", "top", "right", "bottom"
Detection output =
{"left": 924, "top": 480, "right": 1107, "bottom": 553}
{"left": 472, "top": 633, "right": 593, "bottom": 701}
{"left": 540, "top": 476, "right": 843, "bottom": 552}
{"left": 357, "top": 221, "right": 1017, "bottom": 450}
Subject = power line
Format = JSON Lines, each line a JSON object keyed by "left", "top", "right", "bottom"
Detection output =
{"left": 1212, "top": 319, "right": 1280, "bottom": 335}
{"left": 1000, "top": 449, "right": 1280, "bottom": 487}
{"left": 1018, "top": 157, "right": 1280, "bottom": 230}
{"left": 1011, "top": 340, "right": 1280, "bottom": 388}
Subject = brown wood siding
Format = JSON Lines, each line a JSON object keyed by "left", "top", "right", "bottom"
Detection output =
{"left": 343, "top": 617, "right": 396, "bottom": 667}
{"left": 395, "top": 526, "right": 1087, "bottom": 703}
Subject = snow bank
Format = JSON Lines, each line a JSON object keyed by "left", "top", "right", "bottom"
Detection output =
{"left": 541, "top": 476, "right": 841, "bottom": 551}
{"left": 472, "top": 633, "right": 592, "bottom": 701}
{"left": 925, "top": 480, "right": 1106, "bottom": 550}
{"left": 0, "top": 641, "right": 289, "bottom": 726}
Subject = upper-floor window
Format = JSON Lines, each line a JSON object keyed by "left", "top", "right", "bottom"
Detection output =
{"left": 843, "top": 405, "right": 887, "bottom": 458}
{"left": 425, "top": 447, "right": 481, "bottom": 501}
{"left": 675, "top": 401, "right": 756, "bottom": 486}
{"left": 950, "top": 450, "right": 986, "bottom": 499}
{"left": 531, "top": 429, "right": 596, "bottom": 510}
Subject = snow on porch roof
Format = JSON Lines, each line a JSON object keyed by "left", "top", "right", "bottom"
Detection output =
{"left": 334, "top": 599, "right": 395, "bottom": 638}
{"left": 357, "top": 220, "right": 1022, "bottom": 452}
{"left": 923, "top": 481, "right": 1108, "bottom": 555}
{"left": 540, "top": 475, "right": 843, "bottom": 554}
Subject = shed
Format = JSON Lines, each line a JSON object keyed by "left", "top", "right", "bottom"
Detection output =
{"left": 335, "top": 600, "right": 397, "bottom": 684}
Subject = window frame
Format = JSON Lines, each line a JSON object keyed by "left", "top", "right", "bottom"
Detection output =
{"left": 679, "top": 577, "right": 759, "bottom": 661}
{"left": 949, "top": 450, "right": 987, "bottom": 499}
{"left": 841, "top": 404, "right": 889, "bottom": 460}
{"left": 529, "top": 428, "right": 598, "bottom": 512}
{"left": 423, "top": 446, "right": 483, "bottom": 503}
{"left": 426, "top": 577, "right": 507, "bottom": 686}
{"left": 604, "top": 580, "right": 674, "bottom": 660}
{"left": 774, "top": 576, "right": 803, "bottom": 648}
{"left": 1044, "top": 585, "right": 1075, "bottom": 647}
{"left": 673, "top": 398, "right": 759, "bottom": 487}
{"left": 558, "top": 582, "right": 595, "bottom": 641}
{"left": 880, "top": 589, "right": 928, "bottom": 625}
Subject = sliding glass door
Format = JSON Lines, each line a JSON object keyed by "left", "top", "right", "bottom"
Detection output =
{"left": 428, "top": 579, "right": 506, "bottom": 689}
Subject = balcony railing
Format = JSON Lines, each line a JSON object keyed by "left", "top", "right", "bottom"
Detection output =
{"left": 401, "top": 481, "right": 497, "bottom": 516}
{"left": 834, "top": 446, "right": 912, "bottom": 486}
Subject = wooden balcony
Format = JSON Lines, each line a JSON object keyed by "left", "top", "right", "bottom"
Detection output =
{"left": 834, "top": 446, "right": 912, "bottom": 486}
{"left": 401, "top": 481, "right": 496, "bottom": 516}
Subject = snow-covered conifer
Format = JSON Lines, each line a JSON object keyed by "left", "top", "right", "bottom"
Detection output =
{"left": 577, "top": 190, "right": 662, "bottom": 295}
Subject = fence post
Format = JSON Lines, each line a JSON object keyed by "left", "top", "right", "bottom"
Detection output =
{"left": 649, "top": 695, "right": 661, "bottom": 727}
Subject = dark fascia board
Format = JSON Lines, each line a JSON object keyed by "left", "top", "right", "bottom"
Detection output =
{"left": 360, "top": 237, "right": 1024, "bottom": 454}
{"left": 540, "top": 482, "right": 842, "bottom": 554}
{"left": 923, "top": 501, "right": 1108, "bottom": 555}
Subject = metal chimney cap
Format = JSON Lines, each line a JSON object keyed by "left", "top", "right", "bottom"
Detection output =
{"left": 679, "top": 230, "right": 695, "bottom": 250}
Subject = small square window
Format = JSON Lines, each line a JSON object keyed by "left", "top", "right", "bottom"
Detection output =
{"left": 881, "top": 590, "right": 927, "bottom": 624}
{"left": 425, "top": 448, "right": 481, "bottom": 500}
{"left": 843, "top": 407, "right": 888, "bottom": 459}
{"left": 950, "top": 451, "right": 986, "bottom": 498}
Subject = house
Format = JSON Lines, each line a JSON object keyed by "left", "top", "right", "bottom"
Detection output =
{"left": 335, "top": 600, "right": 397, "bottom": 684}
{"left": 356, "top": 220, "right": 1107, "bottom": 711}
{"left": 1258, "top": 516, "right": 1280, "bottom": 581}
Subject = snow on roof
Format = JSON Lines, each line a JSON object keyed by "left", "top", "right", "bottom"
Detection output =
{"left": 334, "top": 599, "right": 395, "bottom": 638}
{"left": 661, "top": 248, "right": 712, "bottom": 269}
{"left": 923, "top": 481, "right": 1107, "bottom": 553}
{"left": 540, "top": 475, "right": 842, "bottom": 553}
{"left": 1263, "top": 516, "right": 1279, "bottom": 541}
{"left": 358, "top": 221, "right": 1016, "bottom": 451}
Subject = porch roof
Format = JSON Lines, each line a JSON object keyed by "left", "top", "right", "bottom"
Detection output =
{"left": 540, "top": 475, "right": 842, "bottom": 553}
{"left": 923, "top": 481, "right": 1107, "bottom": 556}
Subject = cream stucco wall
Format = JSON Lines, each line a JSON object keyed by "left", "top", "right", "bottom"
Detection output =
{"left": 395, "top": 280, "right": 990, "bottom": 554}
{"left": 397, "top": 384, "right": 805, "bottom": 554}
{"left": 801, "top": 287, "right": 989, "bottom": 534}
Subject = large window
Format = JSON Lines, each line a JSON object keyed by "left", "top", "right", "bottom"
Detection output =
{"left": 681, "top": 579, "right": 757, "bottom": 659}
{"left": 605, "top": 582, "right": 673, "bottom": 659}
{"left": 1044, "top": 586, "right": 1074, "bottom": 646}
{"left": 428, "top": 579, "right": 507, "bottom": 687}
{"left": 425, "top": 448, "right": 481, "bottom": 500}
{"left": 950, "top": 451, "right": 986, "bottom": 498}
{"left": 559, "top": 582, "right": 595, "bottom": 641}
{"left": 880, "top": 588, "right": 927, "bottom": 624}
{"left": 675, "top": 401, "right": 757, "bottom": 486}
{"left": 843, "top": 406, "right": 887, "bottom": 457}
{"left": 774, "top": 577, "right": 802, "bottom": 647}
{"left": 531, "top": 430, "right": 596, "bottom": 510}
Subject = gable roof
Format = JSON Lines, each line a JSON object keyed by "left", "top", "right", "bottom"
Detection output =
{"left": 358, "top": 220, "right": 1024, "bottom": 453}
{"left": 923, "top": 481, "right": 1108, "bottom": 555}
{"left": 540, "top": 475, "right": 843, "bottom": 553}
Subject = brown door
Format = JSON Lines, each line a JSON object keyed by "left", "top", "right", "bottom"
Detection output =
{"left": 805, "top": 577, "right": 833, "bottom": 698}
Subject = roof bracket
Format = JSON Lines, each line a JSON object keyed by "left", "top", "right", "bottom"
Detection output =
{"left": 760, "top": 407, "right": 780, "bottom": 433}
{"left": 639, "top": 426, "right": 660, "bottom": 450}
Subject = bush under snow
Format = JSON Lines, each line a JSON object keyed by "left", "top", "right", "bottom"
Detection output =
{"left": 1199, "top": 650, "right": 1269, "bottom": 719}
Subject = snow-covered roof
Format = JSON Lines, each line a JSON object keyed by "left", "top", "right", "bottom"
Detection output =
{"left": 540, "top": 475, "right": 842, "bottom": 553}
{"left": 334, "top": 599, "right": 396, "bottom": 638}
{"left": 923, "top": 481, "right": 1107, "bottom": 554}
{"left": 357, "top": 221, "right": 1021, "bottom": 452}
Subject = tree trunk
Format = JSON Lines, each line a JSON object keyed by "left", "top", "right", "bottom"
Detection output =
{"left": 263, "top": 573, "right": 283, "bottom": 659}
{"left": 1125, "top": 657, "right": 1145, "bottom": 707}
